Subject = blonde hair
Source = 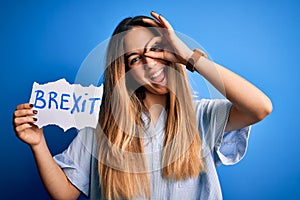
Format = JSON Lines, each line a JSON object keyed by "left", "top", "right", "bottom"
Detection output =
{"left": 97, "top": 16, "right": 205, "bottom": 200}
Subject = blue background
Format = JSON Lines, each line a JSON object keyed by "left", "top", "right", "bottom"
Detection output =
{"left": 1, "top": 0, "right": 299, "bottom": 199}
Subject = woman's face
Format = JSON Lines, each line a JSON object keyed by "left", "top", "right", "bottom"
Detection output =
{"left": 124, "top": 26, "right": 169, "bottom": 95}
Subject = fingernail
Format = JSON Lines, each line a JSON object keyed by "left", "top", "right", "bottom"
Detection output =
{"left": 33, "top": 117, "right": 37, "bottom": 121}
{"left": 33, "top": 110, "right": 38, "bottom": 114}
{"left": 29, "top": 104, "right": 34, "bottom": 108}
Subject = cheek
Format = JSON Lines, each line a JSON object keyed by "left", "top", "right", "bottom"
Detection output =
{"left": 129, "top": 67, "right": 146, "bottom": 84}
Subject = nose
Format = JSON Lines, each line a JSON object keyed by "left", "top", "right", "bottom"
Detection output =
{"left": 143, "top": 56, "right": 158, "bottom": 70}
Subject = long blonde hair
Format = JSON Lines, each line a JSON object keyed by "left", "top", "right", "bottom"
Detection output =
{"left": 97, "top": 16, "right": 205, "bottom": 200}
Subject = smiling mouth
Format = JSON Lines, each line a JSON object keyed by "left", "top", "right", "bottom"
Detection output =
{"left": 149, "top": 67, "right": 166, "bottom": 83}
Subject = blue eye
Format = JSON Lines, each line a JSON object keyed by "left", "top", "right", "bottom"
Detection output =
{"left": 130, "top": 57, "right": 140, "bottom": 65}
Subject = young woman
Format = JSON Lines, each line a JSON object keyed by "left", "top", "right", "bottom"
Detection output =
{"left": 13, "top": 11, "right": 272, "bottom": 200}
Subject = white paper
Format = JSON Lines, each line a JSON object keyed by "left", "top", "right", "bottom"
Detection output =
{"left": 29, "top": 78, "right": 103, "bottom": 131}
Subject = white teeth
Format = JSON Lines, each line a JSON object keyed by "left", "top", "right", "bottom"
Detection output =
{"left": 151, "top": 68, "right": 164, "bottom": 79}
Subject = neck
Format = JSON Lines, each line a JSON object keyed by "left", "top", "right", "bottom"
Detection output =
{"left": 143, "top": 91, "right": 167, "bottom": 109}
{"left": 143, "top": 91, "right": 167, "bottom": 126}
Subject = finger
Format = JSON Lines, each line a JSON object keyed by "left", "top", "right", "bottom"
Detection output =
{"left": 150, "top": 11, "right": 161, "bottom": 21}
{"left": 142, "top": 18, "right": 163, "bottom": 28}
{"left": 145, "top": 51, "right": 176, "bottom": 63}
{"left": 146, "top": 36, "right": 162, "bottom": 45}
{"left": 14, "top": 116, "right": 37, "bottom": 127}
{"left": 151, "top": 11, "right": 173, "bottom": 30}
{"left": 144, "top": 51, "right": 165, "bottom": 60}
{"left": 145, "top": 35, "right": 173, "bottom": 50}
{"left": 15, "top": 123, "right": 33, "bottom": 133}
{"left": 158, "top": 15, "right": 173, "bottom": 31}
{"left": 14, "top": 109, "right": 37, "bottom": 118}
{"left": 150, "top": 12, "right": 164, "bottom": 26}
{"left": 16, "top": 103, "right": 33, "bottom": 110}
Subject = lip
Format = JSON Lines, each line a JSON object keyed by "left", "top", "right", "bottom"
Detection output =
{"left": 148, "top": 67, "right": 167, "bottom": 84}
{"left": 150, "top": 68, "right": 164, "bottom": 79}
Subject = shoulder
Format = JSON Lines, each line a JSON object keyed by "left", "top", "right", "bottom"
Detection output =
{"left": 76, "top": 127, "right": 96, "bottom": 143}
{"left": 193, "top": 98, "right": 232, "bottom": 117}
{"left": 193, "top": 99, "right": 233, "bottom": 150}
{"left": 193, "top": 98, "right": 231, "bottom": 108}
{"left": 77, "top": 127, "right": 96, "bottom": 136}
{"left": 66, "top": 127, "right": 98, "bottom": 156}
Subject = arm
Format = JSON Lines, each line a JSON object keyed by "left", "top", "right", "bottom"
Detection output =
{"left": 13, "top": 103, "right": 80, "bottom": 200}
{"left": 31, "top": 136, "right": 81, "bottom": 200}
{"left": 193, "top": 57, "right": 272, "bottom": 132}
{"left": 144, "top": 12, "right": 272, "bottom": 131}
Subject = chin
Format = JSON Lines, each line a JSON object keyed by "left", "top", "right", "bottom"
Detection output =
{"left": 148, "top": 85, "right": 169, "bottom": 95}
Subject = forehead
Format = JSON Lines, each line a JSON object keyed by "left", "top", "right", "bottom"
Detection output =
{"left": 124, "top": 27, "right": 156, "bottom": 53}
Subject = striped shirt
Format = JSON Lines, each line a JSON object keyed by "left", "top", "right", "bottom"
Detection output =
{"left": 54, "top": 99, "right": 250, "bottom": 200}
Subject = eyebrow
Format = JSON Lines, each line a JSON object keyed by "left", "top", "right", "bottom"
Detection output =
{"left": 125, "top": 52, "right": 139, "bottom": 60}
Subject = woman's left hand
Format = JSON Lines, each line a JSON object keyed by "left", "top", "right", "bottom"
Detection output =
{"left": 142, "top": 11, "right": 193, "bottom": 65}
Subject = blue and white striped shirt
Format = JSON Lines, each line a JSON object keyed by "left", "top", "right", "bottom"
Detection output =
{"left": 54, "top": 99, "right": 250, "bottom": 200}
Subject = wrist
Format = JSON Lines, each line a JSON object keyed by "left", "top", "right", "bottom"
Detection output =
{"left": 185, "top": 48, "right": 207, "bottom": 72}
{"left": 30, "top": 135, "right": 47, "bottom": 153}
{"left": 183, "top": 49, "right": 194, "bottom": 65}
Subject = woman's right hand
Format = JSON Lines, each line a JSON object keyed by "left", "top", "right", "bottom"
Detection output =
{"left": 13, "top": 103, "right": 81, "bottom": 199}
{"left": 13, "top": 103, "right": 44, "bottom": 147}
